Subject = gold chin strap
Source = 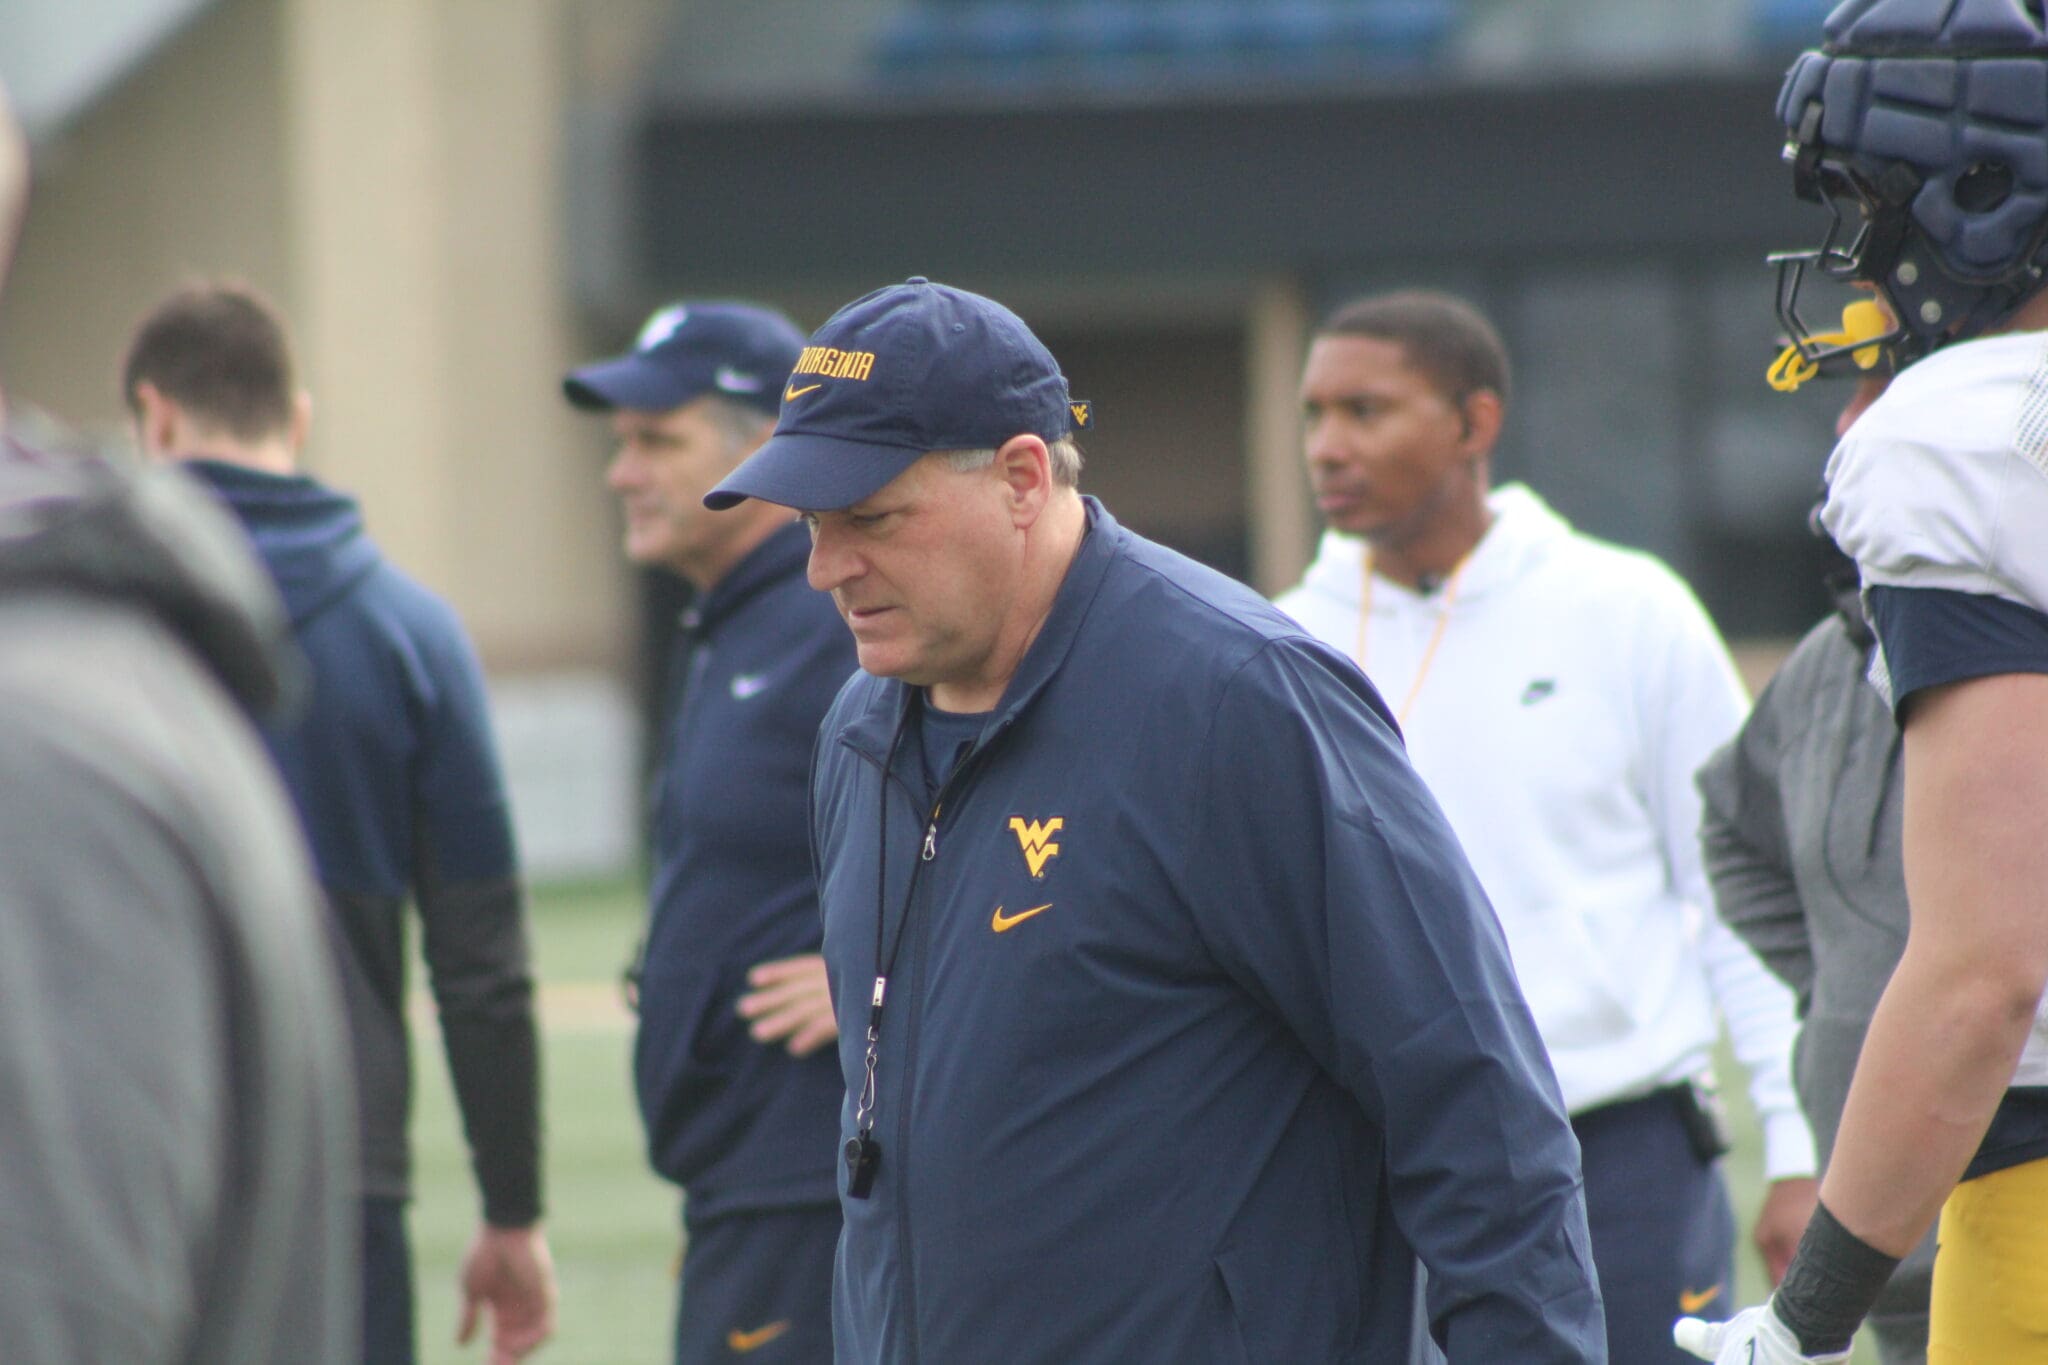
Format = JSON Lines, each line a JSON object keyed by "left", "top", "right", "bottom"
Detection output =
{"left": 1767, "top": 299, "right": 1890, "bottom": 392}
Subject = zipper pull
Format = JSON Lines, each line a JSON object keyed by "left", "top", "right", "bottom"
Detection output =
{"left": 921, "top": 820, "right": 938, "bottom": 862}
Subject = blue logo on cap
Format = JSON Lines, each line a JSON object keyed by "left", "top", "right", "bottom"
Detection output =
{"left": 563, "top": 301, "right": 804, "bottom": 418}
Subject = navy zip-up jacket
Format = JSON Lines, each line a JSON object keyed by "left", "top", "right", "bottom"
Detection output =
{"left": 189, "top": 459, "right": 540, "bottom": 1225}
{"left": 812, "top": 501, "right": 1604, "bottom": 1363}
{"left": 637, "top": 521, "right": 858, "bottom": 1217}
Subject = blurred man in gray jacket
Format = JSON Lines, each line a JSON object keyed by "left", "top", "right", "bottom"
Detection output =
{"left": 0, "top": 84, "right": 357, "bottom": 1364}
{"left": 1697, "top": 569, "right": 1937, "bottom": 1365}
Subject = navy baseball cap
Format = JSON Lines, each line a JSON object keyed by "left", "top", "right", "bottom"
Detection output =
{"left": 704, "top": 277, "right": 1091, "bottom": 511}
{"left": 562, "top": 300, "right": 805, "bottom": 418}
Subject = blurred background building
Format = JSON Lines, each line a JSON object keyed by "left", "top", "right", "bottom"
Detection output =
{"left": 0, "top": 0, "right": 1847, "bottom": 877}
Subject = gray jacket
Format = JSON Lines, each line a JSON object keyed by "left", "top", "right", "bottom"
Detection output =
{"left": 0, "top": 445, "right": 357, "bottom": 1363}
{"left": 1696, "top": 613, "right": 1933, "bottom": 1365}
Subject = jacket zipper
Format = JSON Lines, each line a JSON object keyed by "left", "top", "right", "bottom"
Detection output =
{"left": 895, "top": 736, "right": 1005, "bottom": 1363}
{"left": 845, "top": 718, "right": 1008, "bottom": 1363}
{"left": 897, "top": 802, "right": 934, "bottom": 1365}
{"left": 846, "top": 746, "right": 939, "bottom": 1363}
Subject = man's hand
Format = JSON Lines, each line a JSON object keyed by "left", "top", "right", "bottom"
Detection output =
{"left": 1674, "top": 1300, "right": 1851, "bottom": 1364}
{"left": 457, "top": 1222, "right": 557, "bottom": 1364}
{"left": 1753, "top": 1176, "right": 1820, "bottom": 1284}
{"left": 737, "top": 953, "right": 839, "bottom": 1057}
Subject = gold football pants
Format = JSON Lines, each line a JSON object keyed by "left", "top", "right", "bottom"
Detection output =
{"left": 1927, "top": 1154, "right": 2048, "bottom": 1362}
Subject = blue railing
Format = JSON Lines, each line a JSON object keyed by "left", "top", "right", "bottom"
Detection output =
{"left": 872, "top": 0, "right": 1846, "bottom": 89}
{"left": 874, "top": 0, "right": 1461, "bottom": 84}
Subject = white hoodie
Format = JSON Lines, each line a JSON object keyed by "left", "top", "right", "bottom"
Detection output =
{"left": 1278, "top": 483, "right": 1814, "bottom": 1179}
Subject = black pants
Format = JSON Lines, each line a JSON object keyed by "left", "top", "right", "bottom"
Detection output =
{"left": 674, "top": 1202, "right": 839, "bottom": 1363}
{"left": 1573, "top": 1088, "right": 1737, "bottom": 1365}
{"left": 362, "top": 1196, "right": 415, "bottom": 1365}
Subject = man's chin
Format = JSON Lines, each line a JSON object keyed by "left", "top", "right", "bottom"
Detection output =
{"left": 1322, "top": 514, "right": 1376, "bottom": 540}
{"left": 1311, "top": 498, "right": 1374, "bottom": 539}
{"left": 622, "top": 530, "right": 677, "bottom": 569}
{"left": 853, "top": 643, "right": 926, "bottom": 684}
{"left": 854, "top": 643, "right": 897, "bottom": 677}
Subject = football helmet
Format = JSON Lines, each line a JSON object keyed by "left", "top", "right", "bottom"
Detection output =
{"left": 1769, "top": 0, "right": 2048, "bottom": 387}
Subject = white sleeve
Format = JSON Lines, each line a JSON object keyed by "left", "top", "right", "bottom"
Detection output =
{"left": 1639, "top": 574, "right": 1817, "bottom": 1181}
{"left": 1698, "top": 916, "right": 1816, "bottom": 1178}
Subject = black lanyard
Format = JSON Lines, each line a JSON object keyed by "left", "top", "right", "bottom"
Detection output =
{"left": 846, "top": 698, "right": 941, "bottom": 1199}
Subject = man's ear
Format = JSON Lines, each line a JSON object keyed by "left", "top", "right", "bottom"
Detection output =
{"left": 993, "top": 434, "right": 1052, "bottom": 528}
{"left": 1457, "top": 388, "right": 1504, "bottom": 460}
{"left": 131, "top": 381, "right": 179, "bottom": 461}
{"left": 288, "top": 390, "right": 313, "bottom": 455}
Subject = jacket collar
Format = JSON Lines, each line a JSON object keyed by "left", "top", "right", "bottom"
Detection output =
{"left": 0, "top": 446, "right": 300, "bottom": 717}
{"left": 686, "top": 519, "right": 813, "bottom": 637}
{"left": 183, "top": 459, "right": 381, "bottom": 629}
{"left": 837, "top": 495, "right": 1122, "bottom": 765}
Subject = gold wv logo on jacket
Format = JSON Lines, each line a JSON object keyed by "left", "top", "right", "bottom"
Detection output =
{"left": 1008, "top": 816, "right": 1063, "bottom": 878}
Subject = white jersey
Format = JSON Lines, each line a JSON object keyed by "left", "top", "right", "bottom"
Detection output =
{"left": 1824, "top": 331, "right": 2048, "bottom": 615}
{"left": 1822, "top": 330, "right": 2048, "bottom": 1088}
{"left": 1279, "top": 484, "right": 1815, "bottom": 1178}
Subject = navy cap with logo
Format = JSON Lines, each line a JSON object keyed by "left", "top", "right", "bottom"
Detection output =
{"left": 704, "top": 277, "right": 1091, "bottom": 511}
{"left": 562, "top": 300, "right": 805, "bottom": 419}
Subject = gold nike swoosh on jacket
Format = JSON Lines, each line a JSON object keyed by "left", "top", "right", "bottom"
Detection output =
{"left": 991, "top": 902, "right": 1052, "bottom": 932}
{"left": 726, "top": 1320, "right": 792, "bottom": 1352}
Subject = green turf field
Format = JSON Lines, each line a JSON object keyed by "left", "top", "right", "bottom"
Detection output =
{"left": 406, "top": 877, "right": 1878, "bottom": 1363}
{"left": 409, "top": 878, "right": 674, "bottom": 1365}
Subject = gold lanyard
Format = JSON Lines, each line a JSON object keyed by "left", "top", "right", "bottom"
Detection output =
{"left": 1354, "top": 553, "right": 1466, "bottom": 727}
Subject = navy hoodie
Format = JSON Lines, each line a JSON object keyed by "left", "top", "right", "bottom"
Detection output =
{"left": 189, "top": 459, "right": 540, "bottom": 1225}
{"left": 636, "top": 521, "right": 859, "bottom": 1219}
{"left": 812, "top": 500, "right": 1604, "bottom": 1363}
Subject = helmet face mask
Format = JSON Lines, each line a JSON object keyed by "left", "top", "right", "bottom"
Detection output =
{"left": 1771, "top": 132, "right": 2048, "bottom": 377}
{"left": 1767, "top": 0, "right": 2048, "bottom": 385}
{"left": 1770, "top": 164, "right": 1909, "bottom": 381}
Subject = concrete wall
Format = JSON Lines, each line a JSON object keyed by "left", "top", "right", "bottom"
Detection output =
{"left": 1, "top": 0, "right": 629, "bottom": 672}
{"left": 0, "top": 0, "right": 657, "bottom": 876}
{"left": 2, "top": 0, "right": 291, "bottom": 439}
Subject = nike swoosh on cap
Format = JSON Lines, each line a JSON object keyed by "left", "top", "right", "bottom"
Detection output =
{"left": 715, "top": 365, "right": 765, "bottom": 393}
{"left": 783, "top": 381, "right": 822, "bottom": 402}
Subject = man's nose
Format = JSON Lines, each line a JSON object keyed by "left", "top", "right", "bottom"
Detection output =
{"left": 807, "top": 524, "right": 856, "bottom": 592}
{"left": 1304, "top": 414, "right": 1344, "bottom": 468}
{"left": 604, "top": 446, "right": 639, "bottom": 490}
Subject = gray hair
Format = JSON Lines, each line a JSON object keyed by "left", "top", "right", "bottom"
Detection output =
{"left": 699, "top": 394, "right": 777, "bottom": 463}
{"left": 934, "top": 437, "right": 1084, "bottom": 487}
